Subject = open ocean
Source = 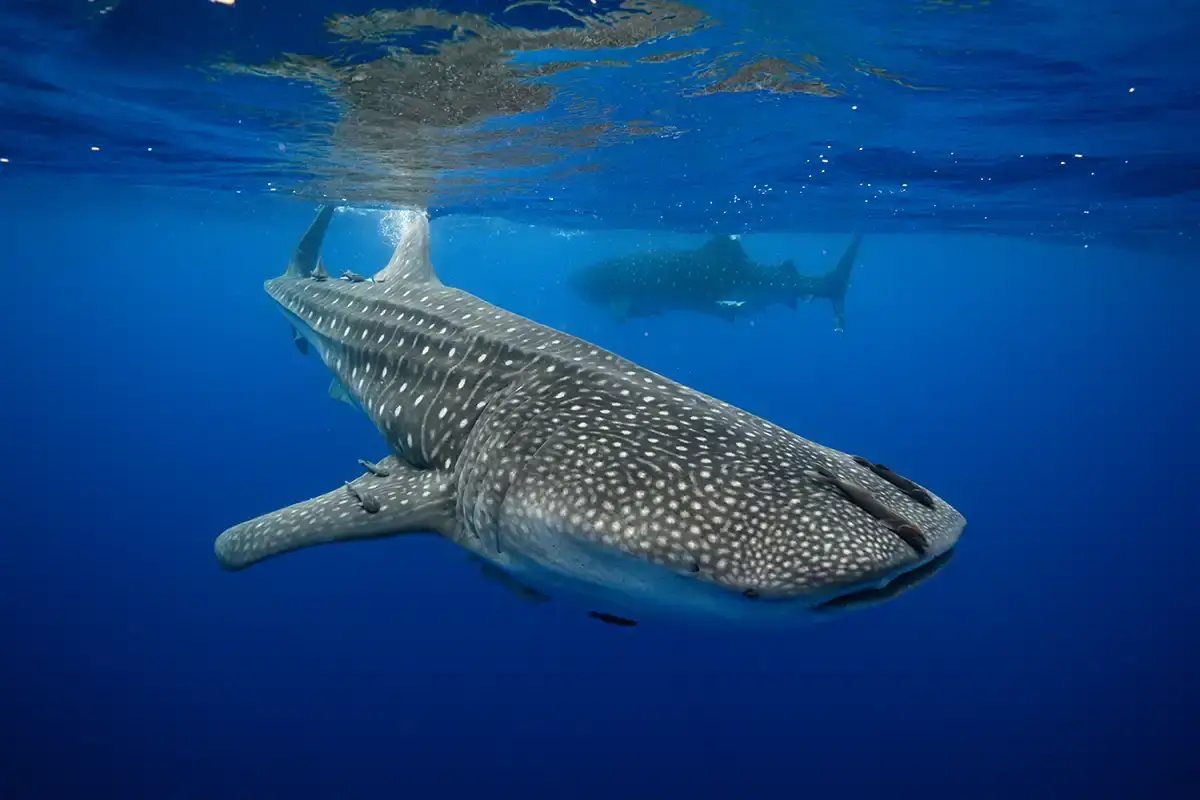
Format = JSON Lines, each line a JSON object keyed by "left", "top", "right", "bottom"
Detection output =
{"left": 1, "top": 1, "right": 1197, "bottom": 798}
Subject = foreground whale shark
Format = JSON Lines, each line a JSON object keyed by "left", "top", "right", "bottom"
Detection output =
{"left": 568, "top": 233, "right": 861, "bottom": 332}
{"left": 214, "top": 206, "right": 965, "bottom": 626}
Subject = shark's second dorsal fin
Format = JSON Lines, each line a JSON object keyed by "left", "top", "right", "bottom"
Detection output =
{"left": 286, "top": 205, "right": 336, "bottom": 278}
{"left": 375, "top": 208, "right": 440, "bottom": 287}
{"left": 698, "top": 234, "right": 748, "bottom": 264}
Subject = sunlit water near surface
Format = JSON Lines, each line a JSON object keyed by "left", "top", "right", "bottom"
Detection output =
{"left": 1, "top": 1, "right": 1198, "bottom": 798}
{"left": 5, "top": 0, "right": 1198, "bottom": 250}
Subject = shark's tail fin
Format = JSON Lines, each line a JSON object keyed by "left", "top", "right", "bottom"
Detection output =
{"left": 285, "top": 204, "right": 335, "bottom": 278}
{"left": 823, "top": 233, "right": 861, "bottom": 334}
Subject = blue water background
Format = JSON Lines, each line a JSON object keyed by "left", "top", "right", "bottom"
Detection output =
{"left": 1, "top": 195, "right": 1196, "bottom": 797}
{"left": 2, "top": 0, "right": 1200, "bottom": 796}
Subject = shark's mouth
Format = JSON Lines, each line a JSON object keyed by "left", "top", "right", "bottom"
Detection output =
{"left": 814, "top": 549, "right": 956, "bottom": 613}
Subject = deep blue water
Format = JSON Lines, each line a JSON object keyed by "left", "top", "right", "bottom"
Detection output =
{"left": 2, "top": 1, "right": 1199, "bottom": 798}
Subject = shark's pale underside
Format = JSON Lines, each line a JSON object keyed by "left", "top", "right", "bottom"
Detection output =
{"left": 214, "top": 207, "right": 966, "bottom": 626}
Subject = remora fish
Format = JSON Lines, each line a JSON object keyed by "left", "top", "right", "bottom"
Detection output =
{"left": 214, "top": 207, "right": 964, "bottom": 626}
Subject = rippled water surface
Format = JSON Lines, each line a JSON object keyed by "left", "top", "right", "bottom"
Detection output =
{"left": 3, "top": 0, "right": 1196, "bottom": 252}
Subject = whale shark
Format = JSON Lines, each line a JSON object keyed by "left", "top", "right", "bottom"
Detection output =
{"left": 567, "top": 233, "right": 861, "bottom": 332}
{"left": 214, "top": 207, "right": 965, "bottom": 626}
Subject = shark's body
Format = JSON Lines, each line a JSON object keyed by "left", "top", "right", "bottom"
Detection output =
{"left": 215, "top": 207, "right": 964, "bottom": 626}
{"left": 568, "top": 233, "right": 861, "bottom": 332}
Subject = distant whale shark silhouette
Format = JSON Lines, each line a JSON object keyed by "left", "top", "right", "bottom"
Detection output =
{"left": 214, "top": 207, "right": 963, "bottom": 626}
{"left": 568, "top": 233, "right": 861, "bottom": 332}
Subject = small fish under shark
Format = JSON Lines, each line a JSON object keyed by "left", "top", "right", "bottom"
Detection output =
{"left": 567, "top": 232, "right": 861, "bottom": 332}
{"left": 214, "top": 206, "right": 965, "bottom": 627}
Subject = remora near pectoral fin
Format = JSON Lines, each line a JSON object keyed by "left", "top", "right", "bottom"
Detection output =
{"left": 214, "top": 457, "right": 454, "bottom": 571}
{"left": 373, "top": 208, "right": 440, "bottom": 287}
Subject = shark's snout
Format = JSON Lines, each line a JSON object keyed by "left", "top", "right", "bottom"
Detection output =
{"left": 654, "top": 454, "right": 966, "bottom": 612}
{"left": 495, "top": 402, "right": 966, "bottom": 620}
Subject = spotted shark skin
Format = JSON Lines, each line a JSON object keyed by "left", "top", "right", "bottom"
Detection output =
{"left": 214, "top": 206, "right": 966, "bottom": 625}
{"left": 568, "top": 233, "right": 861, "bottom": 332}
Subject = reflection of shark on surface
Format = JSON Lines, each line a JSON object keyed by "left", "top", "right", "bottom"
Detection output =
{"left": 214, "top": 207, "right": 964, "bottom": 627}
{"left": 568, "top": 233, "right": 862, "bottom": 332}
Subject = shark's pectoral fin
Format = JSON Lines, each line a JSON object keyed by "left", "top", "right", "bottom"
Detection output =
{"left": 608, "top": 297, "right": 632, "bottom": 322}
{"left": 328, "top": 376, "right": 356, "bottom": 408}
{"left": 291, "top": 326, "right": 309, "bottom": 355}
{"left": 214, "top": 457, "right": 454, "bottom": 571}
{"left": 469, "top": 557, "right": 553, "bottom": 604}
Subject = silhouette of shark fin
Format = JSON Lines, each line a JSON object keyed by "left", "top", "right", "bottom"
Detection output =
{"left": 214, "top": 457, "right": 454, "bottom": 570}
{"left": 825, "top": 234, "right": 861, "bottom": 334}
{"left": 328, "top": 376, "right": 356, "bottom": 407}
{"left": 375, "top": 208, "right": 441, "bottom": 287}
{"left": 469, "top": 556, "right": 553, "bottom": 604}
{"left": 609, "top": 297, "right": 632, "bottom": 322}
{"left": 698, "top": 234, "right": 748, "bottom": 263}
{"left": 291, "top": 326, "right": 309, "bottom": 355}
{"left": 285, "top": 205, "right": 335, "bottom": 277}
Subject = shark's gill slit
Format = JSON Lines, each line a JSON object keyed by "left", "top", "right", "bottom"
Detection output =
{"left": 851, "top": 455, "right": 935, "bottom": 508}
{"left": 805, "top": 468, "right": 929, "bottom": 555}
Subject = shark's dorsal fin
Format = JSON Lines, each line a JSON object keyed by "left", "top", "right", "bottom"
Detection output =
{"left": 285, "top": 205, "right": 335, "bottom": 278}
{"left": 697, "top": 234, "right": 748, "bottom": 264}
{"left": 375, "top": 208, "right": 440, "bottom": 287}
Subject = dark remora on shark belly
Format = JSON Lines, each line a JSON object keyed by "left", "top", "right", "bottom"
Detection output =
{"left": 213, "top": 207, "right": 964, "bottom": 626}
{"left": 567, "top": 233, "right": 861, "bottom": 332}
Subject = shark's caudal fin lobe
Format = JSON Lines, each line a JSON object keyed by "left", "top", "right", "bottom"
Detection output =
{"left": 825, "top": 233, "right": 862, "bottom": 334}
{"left": 374, "top": 208, "right": 440, "bottom": 287}
{"left": 285, "top": 205, "right": 336, "bottom": 278}
{"left": 214, "top": 457, "right": 454, "bottom": 571}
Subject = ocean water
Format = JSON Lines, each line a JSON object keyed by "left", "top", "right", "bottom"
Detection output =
{"left": 1, "top": 1, "right": 1198, "bottom": 798}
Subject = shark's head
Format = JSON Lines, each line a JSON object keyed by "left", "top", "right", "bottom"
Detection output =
{"left": 471, "top": 377, "right": 966, "bottom": 624}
